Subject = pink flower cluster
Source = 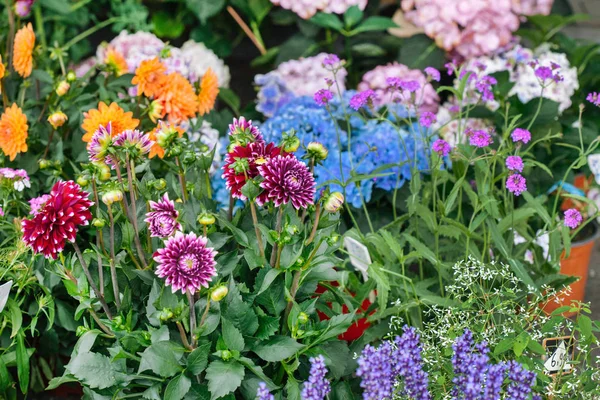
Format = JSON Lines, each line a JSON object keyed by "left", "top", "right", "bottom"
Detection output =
{"left": 357, "top": 62, "right": 439, "bottom": 113}
{"left": 273, "top": 53, "right": 348, "bottom": 97}
{"left": 270, "top": 0, "right": 367, "bottom": 19}
{"left": 0, "top": 168, "right": 31, "bottom": 191}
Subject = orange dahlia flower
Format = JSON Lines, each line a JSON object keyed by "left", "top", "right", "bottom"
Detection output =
{"left": 147, "top": 122, "right": 184, "bottom": 159}
{"left": 198, "top": 68, "right": 219, "bottom": 116}
{"left": 0, "top": 55, "right": 5, "bottom": 80}
{"left": 13, "top": 23, "right": 35, "bottom": 78}
{"left": 104, "top": 47, "right": 128, "bottom": 77}
{"left": 0, "top": 104, "right": 28, "bottom": 161}
{"left": 155, "top": 72, "right": 198, "bottom": 124}
{"left": 81, "top": 102, "right": 139, "bottom": 142}
{"left": 132, "top": 57, "right": 167, "bottom": 98}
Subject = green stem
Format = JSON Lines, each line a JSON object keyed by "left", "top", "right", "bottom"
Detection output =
{"left": 62, "top": 17, "right": 120, "bottom": 51}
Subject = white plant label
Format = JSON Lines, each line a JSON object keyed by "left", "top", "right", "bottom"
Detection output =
{"left": 543, "top": 339, "right": 573, "bottom": 374}
{"left": 587, "top": 154, "right": 600, "bottom": 184}
{"left": 0, "top": 280, "right": 13, "bottom": 314}
{"left": 343, "top": 236, "right": 371, "bottom": 281}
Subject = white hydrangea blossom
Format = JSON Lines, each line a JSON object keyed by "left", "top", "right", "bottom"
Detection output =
{"left": 180, "top": 40, "right": 231, "bottom": 88}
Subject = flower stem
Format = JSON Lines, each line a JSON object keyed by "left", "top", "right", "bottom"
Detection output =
{"left": 124, "top": 157, "right": 148, "bottom": 268}
{"left": 305, "top": 203, "right": 321, "bottom": 245}
{"left": 72, "top": 242, "right": 113, "bottom": 320}
{"left": 106, "top": 206, "right": 121, "bottom": 309}
{"left": 62, "top": 17, "right": 120, "bottom": 51}
{"left": 283, "top": 270, "right": 303, "bottom": 333}
{"left": 226, "top": 6, "right": 266, "bottom": 55}
{"left": 91, "top": 180, "right": 106, "bottom": 296}
{"left": 175, "top": 157, "right": 188, "bottom": 202}
{"left": 270, "top": 207, "right": 284, "bottom": 267}
{"left": 249, "top": 202, "right": 265, "bottom": 259}
{"left": 228, "top": 195, "right": 234, "bottom": 221}
{"left": 4, "top": 0, "right": 15, "bottom": 72}
{"left": 43, "top": 130, "right": 55, "bottom": 160}
{"left": 199, "top": 295, "right": 211, "bottom": 328}
{"left": 187, "top": 290, "right": 197, "bottom": 347}
{"left": 176, "top": 321, "right": 193, "bottom": 350}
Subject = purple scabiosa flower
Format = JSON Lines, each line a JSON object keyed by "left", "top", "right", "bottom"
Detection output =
{"left": 349, "top": 90, "right": 376, "bottom": 110}
{"left": 511, "top": 128, "right": 531, "bottom": 144}
{"left": 506, "top": 155, "right": 524, "bottom": 172}
{"left": 507, "top": 173, "right": 527, "bottom": 196}
{"left": 87, "top": 123, "right": 113, "bottom": 164}
{"left": 113, "top": 129, "right": 154, "bottom": 157}
{"left": 144, "top": 193, "right": 181, "bottom": 238}
{"left": 228, "top": 116, "right": 264, "bottom": 144}
{"left": 301, "top": 355, "right": 331, "bottom": 400}
{"left": 506, "top": 360, "right": 536, "bottom": 400}
{"left": 256, "top": 382, "right": 274, "bottom": 400}
{"left": 400, "top": 80, "right": 421, "bottom": 93}
{"left": 154, "top": 231, "right": 217, "bottom": 294}
{"left": 357, "top": 341, "right": 396, "bottom": 400}
{"left": 258, "top": 155, "right": 316, "bottom": 209}
{"left": 468, "top": 129, "right": 493, "bottom": 148}
{"left": 314, "top": 89, "right": 333, "bottom": 106}
{"left": 394, "top": 327, "right": 431, "bottom": 400}
{"left": 424, "top": 66, "right": 440, "bottom": 82}
{"left": 29, "top": 194, "right": 51, "bottom": 215}
{"left": 386, "top": 77, "right": 402, "bottom": 88}
{"left": 587, "top": 92, "right": 600, "bottom": 107}
{"left": 564, "top": 208, "right": 583, "bottom": 229}
{"left": 419, "top": 111, "right": 436, "bottom": 128}
{"left": 323, "top": 54, "right": 340, "bottom": 67}
{"left": 432, "top": 139, "right": 451, "bottom": 156}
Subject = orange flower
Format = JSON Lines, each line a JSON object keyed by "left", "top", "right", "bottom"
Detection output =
{"left": 81, "top": 102, "right": 139, "bottom": 142}
{"left": 197, "top": 68, "right": 219, "bottom": 116}
{"left": 147, "top": 122, "right": 184, "bottom": 159}
{"left": 0, "top": 54, "right": 5, "bottom": 81}
{"left": 13, "top": 23, "right": 35, "bottom": 78}
{"left": 104, "top": 47, "right": 128, "bottom": 77}
{"left": 132, "top": 57, "right": 167, "bottom": 98}
{"left": 0, "top": 104, "right": 28, "bottom": 161}
{"left": 155, "top": 72, "right": 198, "bottom": 124}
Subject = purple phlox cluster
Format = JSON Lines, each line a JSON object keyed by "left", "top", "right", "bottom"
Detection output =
{"left": 314, "top": 89, "right": 334, "bottom": 106}
{"left": 357, "top": 340, "right": 397, "bottom": 399}
{"left": 349, "top": 90, "right": 377, "bottom": 110}
{"left": 564, "top": 208, "right": 583, "bottom": 229}
{"left": 467, "top": 129, "right": 493, "bottom": 148}
{"left": 256, "top": 382, "right": 274, "bottom": 400}
{"left": 393, "top": 327, "right": 431, "bottom": 400}
{"left": 29, "top": 195, "right": 51, "bottom": 216}
{"left": 113, "top": 129, "right": 154, "bottom": 156}
{"left": 432, "top": 139, "right": 451, "bottom": 156}
{"left": 145, "top": 193, "right": 182, "bottom": 238}
{"left": 507, "top": 173, "right": 527, "bottom": 196}
{"left": 506, "top": 360, "right": 537, "bottom": 400}
{"left": 475, "top": 75, "right": 497, "bottom": 102}
{"left": 511, "top": 128, "right": 531, "bottom": 144}
{"left": 0, "top": 167, "right": 31, "bottom": 191}
{"left": 424, "top": 66, "right": 440, "bottom": 82}
{"left": 506, "top": 155, "right": 524, "bottom": 172}
{"left": 587, "top": 92, "right": 600, "bottom": 107}
{"left": 452, "top": 329, "right": 490, "bottom": 399}
{"left": 419, "top": 111, "right": 436, "bottom": 128}
{"left": 301, "top": 355, "right": 331, "bottom": 400}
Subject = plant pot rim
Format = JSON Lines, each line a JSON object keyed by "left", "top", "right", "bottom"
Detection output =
{"left": 573, "top": 221, "right": 600, "bottom": 247}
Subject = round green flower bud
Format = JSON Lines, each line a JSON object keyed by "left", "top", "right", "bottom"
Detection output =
{"left": 159, "top": 308, "right": 174, "bottom": 322}
{"left": 102, "top": 189, "right": 123, "bottom": 205}
{"left": 76, "top": 325, "right": 89, "bottom": 337}
{"left": 39, "top": 159, "right": 51, "bottom": 169}
{"left": 169, "top": 145, "right": 182, "bottom": 157}
{"left": 283, "top": 136, "right": 301, "bottom": 153}
{"left": 92, "top": 218, "right": 106, "bottom": 228}
{"left": 95, "top": 163, "right": 111, "bottom": 181}
{"left": 76, "top": 176, "right": 89, "bottom": 187}
{"left": 221, "top": 350, "right": 232, "bottom": 361}
{"left": 298, "top": 312, "right": 309, "bottom": 324}
{"left": 153, "top": 179, "right": 167, "bottom": 190}
{"left": 324, "top": 192, "right": 344, "bottom": 213}
{"left": 327, "top": 233, "right": 340, "bottom": 245}
{"left": 307, "top": 142, "right": 328, "bottom": 161}
{"left": 211, "top": 286, "right": 228, "bottom": 302}
{"left": 66, "top": 70, "right": 77, "bottom": 83}
{"left": 182, "top": 151, "right": 196, "bottom": 165}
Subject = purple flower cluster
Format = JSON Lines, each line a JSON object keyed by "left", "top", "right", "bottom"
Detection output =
{"left": 531, "top": 60, "right": 564, "bottom": 83}
{"left": 511, "top": 128, "right": 531, "bottom": 144}
{"left": 29, "top": 194, "right": 51, "bottom": 215}
{"left": 432, "top": 139, "right": 451, "bottom": 156}
{"left": 349, "top": 90, "right": 377, "bottom": 110}
{"left": 506, "top": 361, "right": 537, "bottom": 400}
{"left": 474, "top": 75, "right": 497, "bottom": 102}
{"left": 452, "top": 329, "right": 490, "bottom": 399}
{"left": 0, "top": 167, "right": 31, "bottom": 191}
{"left": 564, "top": 208, "right": 583, "bottom": 229}
{"left": 424, "top": 67, "right": 440, "bottom": 82}
{"left": 587, "top": 92, "right": 600, "bottom": 107}
{"left": 256, "top": 382, "right": 274, "bottom": 400}
{"left": 394, "top": 327, "right": 430, "bottom": 400}
{"left": 507, "top": 173, "right": 527, "bottom": 196}
{"left": 468, "top": 129, "right": 493, "bottom": 148}
{"left": 357, "top": 340, "right": 397, "bottom": 399}
{"left": 301, "top": 355, "right": 331, "bottom": 400}
{"left": 419, "top": 111, "right": 436, "bottom": 128}
{"left": 314, "top": 89, "right": 333, "bottom": 106}
{"left": 506, "top": 156, "right": 524, "bottom": 172}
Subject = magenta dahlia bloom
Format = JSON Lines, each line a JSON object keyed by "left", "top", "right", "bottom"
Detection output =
{"left": 222, "top": 141, "right": 284, "bottom": 203}
{"left": 468, "top": 129, "right": 493, "bottom": 148}
{"left": 511, "top": 128, "right": 531, "bottom": 144}
{"left": 506, "top": 156, "right": 524, "bottom": 172}
{"left": 87, "top": 123, "right": 114, "bottom": 164}
{"left": 154, "top": 231, "right": 217, "bottom": 294}
{"left": 29, "top": 194, "right": 51, "bottom": 215}
{"left": 21, "top": 181, "right": 93, "bottom": 259}
{"left": 258, "top": 155, "right": 316, "bottom": 209}
{"left": 564, "top": 208, "right": 583, "bottom": 229}
{"left": 145, "top": 193, "right": 181, "bottom": 238}
{"left": 432, "top": 139, "right": 451, "bottom": 156}
{"left": 228, "top": 117, "right": 264, "bottom": 143}
{"left": 507, "top": 173, "right": 527, "bottom": 196}
{"left": 113, "top": 129, "right": 154, "bottom": 156}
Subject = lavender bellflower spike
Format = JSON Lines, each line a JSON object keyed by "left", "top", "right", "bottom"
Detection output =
{"left": 301, "top": 355, "right": 331, "bottom": 400}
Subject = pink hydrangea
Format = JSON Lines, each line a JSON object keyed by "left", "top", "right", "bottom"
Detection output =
{"left": 401, "top": 0, "right": 520, "bottom": 58}
{"left": 357, "top": 62, "right": 439, "bottom": 113}
{"left": 511, "top": 0, "right": 553, "bottom": 16}
{"left": 271, "top": 0, "right": 367, "bottom": 19}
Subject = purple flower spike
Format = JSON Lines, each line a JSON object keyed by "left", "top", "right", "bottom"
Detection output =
{"left": 394, "top": 327, "right": 431, "bottom": 400}
{"left": 256, "top": 382, "right": 274, "bottom": 400}
{"left": 145, "top": 193, "right": 181, "bottom": 238}
{"left": 301, "top": 355, "right": 331, "bottom": 400}
{"left": 507, "top": 173, "right": 527, "bottom": 196}
{"left": 258, "top": 155, "right": 316, "bottom": 209}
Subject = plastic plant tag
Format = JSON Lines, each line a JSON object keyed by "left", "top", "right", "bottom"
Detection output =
{"left": 0, "top": 280, "right": 13, "bottom": 313}
{"left": 343, "top": 236, "right": 371, "bottom": 281}
{"left": 588, "top": 154, "right": 600, "bottom": 184}
{"left": 542, "top": 336, "right": 574, "bottom": 376}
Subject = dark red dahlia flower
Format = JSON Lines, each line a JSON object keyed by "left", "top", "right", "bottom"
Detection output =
{"left": 222, "top": 141, "right": 283, "bottom": 204}
{"left": 21, "top": 181, "right": 93, "bottom": 259}
{"left": 258, "top": 155, "right": 316, "bottom": 209}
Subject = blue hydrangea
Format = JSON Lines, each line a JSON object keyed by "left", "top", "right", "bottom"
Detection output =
{"left": 255, "top": 72, "right": 294, "bottom": 117}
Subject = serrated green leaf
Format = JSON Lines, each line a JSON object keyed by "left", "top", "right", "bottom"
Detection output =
{"left": 252, "top": 336, "right": 304, "bottom": 362}
{"left": 165, "top": 374, "right": 191, "bottom": 400}
{"left": 67, "top": 352, "right": 118, "bottom": 390}
{"left": 139, "top": 342, "right": 183, "bottom": 378}
{"left": 222, "top": 318, "right": 245, "bottom": 352}
{"left": 187, "top": 343, "right": 211, "bottom": 375}
{"left": 205, "top": 360, "right": 245, "bottom": 400}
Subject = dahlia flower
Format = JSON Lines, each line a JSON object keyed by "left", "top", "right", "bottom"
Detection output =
{"left": 13, "top": 23, "right": 35, "bottom": 78}
{"left": 357, "top": 63, "right": 439, "bottom": 113}
{"left": 81, "top": 102, "right": 139, "bottom": 142}
{"left": 0, "top": 103, "right": 29, "bottom": 161}
{"left": 132, "top": 57, "right": 167, "bottom": 98}
{"left": 197, "top": 68, "right": 219, "bottom": 116}
{"left": 47, "top": 111, "right": 68, "bottom": 129}
{"left": 87, "top": 123, "right": 114, "bottom": 164}
{"left": 154, "top": 231, "right": 217, "bottom": 294}
{"left": 113, "top": 129, "right": 154, "bottom": 157}
{"left": 0, "top": 167, "right": 31, "bottom": 191}
{"left": 155, "top": 72, "right": 198, "bottom": 124}
{"left": 145, "top": 193, "right": 181, "bottom": 238}
{"left": 228, "top": 117, "right": 264, "bottom": 144}
{"left": 258, "top": 155, "right": 316, "bottom": 209}
{"left": 21, "top": 181, "right": 93, "bottom": 259}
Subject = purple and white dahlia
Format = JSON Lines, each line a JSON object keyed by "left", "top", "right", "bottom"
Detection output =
{"left": 113, "top": 129, "right": 154, "bottom": 156}
{"left": 258, "top": 155, "right": 316, "bottom": 209}
{"left": 145, "top": 193, "right": 181, "bottom": 238}
{"left": 154, "top": 231, "right": 217, "bottom": 294}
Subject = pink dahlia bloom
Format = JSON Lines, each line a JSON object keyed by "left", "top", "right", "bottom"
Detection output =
{"left": 88, "top": 123, "right": 114, "bottom": 164}
{"left": 258, "top": 155, "right": 316, "bottom": 209}
{"left": 401, "top": 0, "right": 520, "bottom": 58}
{"left": 145, "top": 193, "right": 181, "bottom": 238}
{"left": 357, "top": 63, "right": 439, "bottom": 113}
{"left": 154, "top": 231, "right": 217, "bottom": 294}
{"left": 270, "top": 0, "right": 366, "bottom": 19}
{"left": 113, "top": 129, "right": 154, "bottom": 157}
{"left": 229, "top": 117, "right": 264, "bottom": 143}
{"left": 273, "top": 53, "right": 348, "bottom": 97}
{"left": 222, "top": 142, "right": 284, "bottom": 203}
{"left": 21, "top": 181, "right": 93, "bottom": 259}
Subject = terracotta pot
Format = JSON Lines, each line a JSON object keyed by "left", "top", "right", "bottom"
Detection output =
{"left": 543, "top": 226, "right": 598, "bottom": 316}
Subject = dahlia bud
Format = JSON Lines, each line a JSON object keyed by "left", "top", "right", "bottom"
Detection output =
{"left": 298, "top": 312, "right": 309, "bottom": 324}
{"left": 156, "top": 125, "right": 178, "bottom": 148}
{"left": 327, "top": 233, "right": 340, "bottom": 245}
{"left": 102, "top": 189, "right": 123, "bottom": 205}
{"left": 283, "top": 136, "right": 301, "bottom": 153}
{"left": 153, "top": 178, "right": 167, "bottom": 190}
{"left": 76, "top": 325, "right": 89, "bottom": 337}
{"left": 148, "top": 100, "right": 163, "bottom": 123}
{"left": 95, "top": 163, "right": 111, "bottom": 181}
{"left": 39, "top": 159, "right": 51, "bottom": 169}
{"left": 66, "top": 70, "right": 77, "bottom": 83}
{"left": 56, "top": 81, "right": 70, "bottom": 97}
{"left": 307, "top": 142, "right": 328, "bottom": 161}
{"left": 220, "top": 350, "right": 232, "bottom": 361}
{"left": 159, "top": 308, "right": 174, "bottom": 322}
{"left": 324, "top": 192, "right": 344, "bottom": 213}
{"left": 198, "top": 212, "right": 216, "bottom": 226}
{"left": 182, "top": 151, "right": 196, "bottom": 165}
{"left": 92, "top": 218, "right": 106, "bottom": 228}
{"left": 169, "top": 144, "right": 182, "bottom": 157}
{"left": 47, "top": 111, "right": 68, "bottom": 129}
{"left": 210, "top": 286, "right": 228, "bottom": 302}
{"left": 76, "top": 176, "right": 89, "bottom": 187}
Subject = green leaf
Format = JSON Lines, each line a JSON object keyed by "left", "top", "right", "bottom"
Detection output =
{"left": 578, "top": 315, "right": 593, "bottom": 339}
{"left": 522, "top": 192, "right": 552, "bottom": 225}
{"left": 67, "top": 352, "right": 118, "bottom": 390}
{"left": 218, "top": 88, "right": 241, "bottom": 113}
{"left": 343, "top": 5, "right": 363, "bottom": 28}
{"left": 351, "top": 16, "right": 397, "bottom": 34}
{"left": 252, "top": 336, "right": 304, "bottom": 362}
{"left": 186, "top": 0, "right": 225, "bottom": 23}
{"left": 513, "top": 332, "right": 530, "bottom": 357}
{"left": 187, "top": 343, "right": 211, "bottom": 375}
{"left": 285, "top": 376, "right": 301, "bottom": 400}
{"left": 255, "top": 310, "right": 280, "bottom": 340}
{"left": 152, "top": 11, "right": 185, "bottom": 39}
{"left": 403, "top": 234, "right": 437, "bottom": 265}
{"left": 7, "top": 299, "right": 22, "bottom": 339}
{"left": 139, "top": 342, "right": 183, "bottom": 378}
{"left": 309, "top": 12, "right": 343, "bottom": 31}
{"left": 222, "top": 318, "right": 245, "bottom": 352}
{"left": 497, "top": 208, "right": 536, "bottom": 232}
{"left": 205, "top": 360, "right": 245, "bottom": 400}
{"left": 256, "top": 268, "right": 281, "bottom": 295}
{"left": 165, "top": 374, "right": 192, "bottom": 400}
{"left": 16, "top": 332, "right": 30, "bottom": 394}
{"left": 493, "top": 337, "right": 514, "bottom": 356}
